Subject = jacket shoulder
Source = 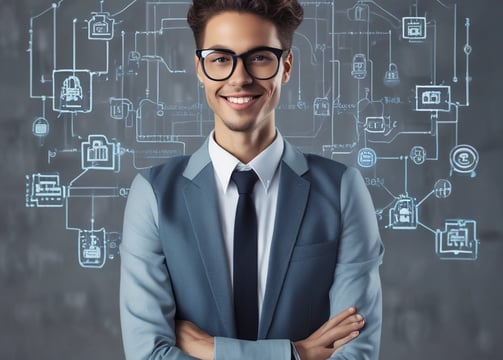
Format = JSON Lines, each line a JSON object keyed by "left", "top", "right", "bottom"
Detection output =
{"left": 140, "top": 156, "right": 191, "bottom": 188}
{"left": 304, "top": 153, "right": 347, "bottom": 175}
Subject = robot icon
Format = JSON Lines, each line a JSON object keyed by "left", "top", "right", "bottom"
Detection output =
{"left": 410, "top": 146, "right": 426, "bottom": 165}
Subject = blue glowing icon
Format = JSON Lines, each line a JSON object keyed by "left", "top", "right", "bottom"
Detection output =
{"left": 436, "top": 219, "right": 478, "bottom": 260}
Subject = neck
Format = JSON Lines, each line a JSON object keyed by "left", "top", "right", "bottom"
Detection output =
{"left": 214, "top": 123, "right": 276, "bottom": 164}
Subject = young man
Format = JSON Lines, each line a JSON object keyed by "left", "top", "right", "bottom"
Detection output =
{"left": 120, "top": 1, "right": 384, "bottom": 359}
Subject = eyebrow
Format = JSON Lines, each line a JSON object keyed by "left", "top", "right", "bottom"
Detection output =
{"left": 203, "top": 44, "right": 231, "bottom": 50}
{"left": 200, "top": 45, "right": 276, "bottom": 53}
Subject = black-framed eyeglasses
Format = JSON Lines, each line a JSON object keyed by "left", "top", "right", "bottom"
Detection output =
{"left": 196, "top": 46, "right": 288, "bottom": 81}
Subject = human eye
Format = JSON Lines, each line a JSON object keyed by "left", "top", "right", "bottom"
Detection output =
{"left": 205, "top": 51, "right": 232, "bottom": 64}
{"left": 248, "top": 51, "right": 274, "bottom": 64}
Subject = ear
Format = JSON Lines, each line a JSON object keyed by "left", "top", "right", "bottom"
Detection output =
{"left": 195, "top": 54, "right": 204, "bottom": 83}
{"left": 281, "top": 50, "right": 293, "bottom": 84}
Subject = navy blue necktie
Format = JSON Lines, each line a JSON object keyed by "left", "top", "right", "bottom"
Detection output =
{"left": 231, "top": 169, "right": 259, "bottom": 340}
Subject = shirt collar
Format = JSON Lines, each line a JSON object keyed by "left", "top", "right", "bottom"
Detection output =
{"left": 208, "top": 130, "right": 284, "bottom": 193}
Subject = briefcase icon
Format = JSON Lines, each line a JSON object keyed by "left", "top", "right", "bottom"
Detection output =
{"left": 87, "top": 140, "right": 109, "bottom": 162}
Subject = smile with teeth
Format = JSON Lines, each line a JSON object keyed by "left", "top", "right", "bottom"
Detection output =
{"left": 225, "top": 96, "right": 257, "bottom": 104}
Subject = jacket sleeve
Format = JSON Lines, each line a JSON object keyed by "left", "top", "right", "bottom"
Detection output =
{"left": 120, "top": 174, "right": 293, "bottom": 360}
{"left": 328, "top": 167, "right": 385, "bottom": 360}
{"left": 120, "top": 174, "right": 198, "bottom": 360}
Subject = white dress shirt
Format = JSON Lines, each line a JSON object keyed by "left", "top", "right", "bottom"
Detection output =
{"left": 208, "top": 130, "right": 284, "bottom": 319}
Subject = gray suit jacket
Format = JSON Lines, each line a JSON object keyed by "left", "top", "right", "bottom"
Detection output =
{"left": 120, "top": 138, "right": 384, "bottom": 359}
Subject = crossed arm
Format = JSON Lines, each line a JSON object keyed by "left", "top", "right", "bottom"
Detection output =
{"left": 120, "top": 168, "right": 383, "bottom": 360}
{"left": 176, "top": 306, "right": 366, "bottom": 360}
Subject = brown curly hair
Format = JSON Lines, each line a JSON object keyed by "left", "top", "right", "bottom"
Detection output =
{"left": 187, "top": 0, "right": 304, "bottom": 49}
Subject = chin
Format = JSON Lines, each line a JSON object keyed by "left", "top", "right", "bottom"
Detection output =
{"left": 221, "top": 118, "right": 258, "bottom": 133}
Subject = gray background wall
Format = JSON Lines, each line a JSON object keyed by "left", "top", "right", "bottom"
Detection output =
{"left": 1, "top": 0, "right": 502, "bottom": 359}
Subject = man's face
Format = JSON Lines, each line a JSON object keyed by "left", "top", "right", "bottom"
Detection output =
{"left": 195, "top": 12, "right": 292, "bottom": 138}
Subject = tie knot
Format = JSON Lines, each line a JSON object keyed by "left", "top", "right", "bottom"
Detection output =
{"left": 231, "top": 169, "right": 258, "bottom": 195}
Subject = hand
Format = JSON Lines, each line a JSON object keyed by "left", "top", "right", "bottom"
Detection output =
{"left": 176, "top": 320, "right": 215, "bottom": 360}
{"left": 293, "top": 307, "right": 364, "bottom": 360}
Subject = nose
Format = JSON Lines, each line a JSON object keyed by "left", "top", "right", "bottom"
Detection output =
{"left": 228, "top": 57, "right": 253, "bottom": 86}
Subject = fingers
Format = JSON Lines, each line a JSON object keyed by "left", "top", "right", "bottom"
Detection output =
{"left": 332, "top": 330, "right": 360, "bottom": 352}
{"left": 315, "top": 307, "right": 357, "bottom": 337}
{"left": 293, "top": 307, "right": 365, "bottom": 360}
{"left": 316, "top": 315, "right": 364, "bottom": 348}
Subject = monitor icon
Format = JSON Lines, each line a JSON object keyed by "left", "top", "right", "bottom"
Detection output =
{"left": 402, "top": 17, "right": 427, "bottom": 40}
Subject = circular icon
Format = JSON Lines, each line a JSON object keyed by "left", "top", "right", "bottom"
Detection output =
{"left": 358, "top": 147, "right": 377, "bottom": 168}
{"left": 450, "top": 144, "right": 479, "bottom": 175}
{"left": 433, "top": 179, "right": 452, "bottom": 199}
{"left": 410, "top": 146, "right": 426, "bottom": 165}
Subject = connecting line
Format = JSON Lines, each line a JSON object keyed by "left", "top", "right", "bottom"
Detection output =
{"left": 41, "top": 97, "right": 47, "bottom": 118}
{"left": 290, "top": 47, "right": 303, "bottom": 107}
{"left": 380, "top": 183, "right": 397, "bottom": 202}
{"left": 378, "top": 156, "right": 402, "bottom": 160}
{"left": 93, "top": 41, "right": 110, "bottom": 76}
{"left": 404, "top": 156, "right": 409, "bottom": 196}
{"left": 146, "top": 1, "right": 194, "bottom": 5}
{"left": 65, "top": 169, "right": 89, "bottom": 231}
{"left": 153, "top": 4, "right": 157, "bottom": 57}
{"left": 112, "top": 0, "right": 139, "bottom": 17}
{"left": 362, "top": 0, "right": 401, "bottom": 23}
{"left": 453, "top": 4, "right": 457, "bottom": 81}
{"left": 418, "top": 221, "right": 436, "bottom": 234}
{"left": 65, "top": 198, "right": 81, "bottom": 231}
{"left": 121, "top": 31, "right": 125, "bottom": 98}
{"left": 430, "top": 20, "right": 438, "bottom": 85}
{"left": 71, "top": 113, "right": 75, "bottom": 138}
{"left": 73, "top": 19, "right": 77, "bottom": 70}
{"left": 455, "top": 103, "right": 459, "bottom": 145}
{"left": 53, "top": 5, "right": 57, "bottom": 70}
{"left": 330, "top": 2, "right": 336, "bottom": 145}
{"left": 294, "top": 32, "right": 317, "bottom": 65}
{"left": 29, "top": 3, "right": 60, "bottom": 99}
{"left": 91, "top": 195, "right": 95, "bottom": 231}
{"left": 435, "top": 0, "right": 454, "bottom": 9}
{"left": 368, "top": 131, "right": 431, "bottom": 144}
{"left": 416, "top": 190, "right": 434, "bottom": 208}
{"left": 427, "top": 119, "right": 440, "bottom": 161}
{"left": 388, "top": 30, "right": 392, "bottom": 64}
{"left": 464, "top": 18, "right": 472, "bottom": 107}
{"left": 141, "top": 56, "right": 187, "bottom": 74}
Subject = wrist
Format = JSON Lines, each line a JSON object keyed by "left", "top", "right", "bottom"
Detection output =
{"left": 291, "top": 342, "right": 301, "bottom": 360}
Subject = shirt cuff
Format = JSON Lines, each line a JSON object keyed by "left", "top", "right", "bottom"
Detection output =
{"left": 291, "top": 342, "right": 301, "bottom": 360}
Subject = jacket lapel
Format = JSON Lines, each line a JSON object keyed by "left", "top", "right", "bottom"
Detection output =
{"left": 258, "top": 142, "right": 310, "bottom": 339}
{"left": 182, "top": 144, "right": 236, "bottom": 338}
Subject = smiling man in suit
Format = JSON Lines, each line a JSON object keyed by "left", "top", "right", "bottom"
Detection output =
{"left": 120, "top": 1, "right": 384, "bottom": 359}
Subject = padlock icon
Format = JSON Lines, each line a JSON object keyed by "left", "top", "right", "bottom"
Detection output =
{"left": 384, "top": 62, "right": 400, "bottom": 86}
